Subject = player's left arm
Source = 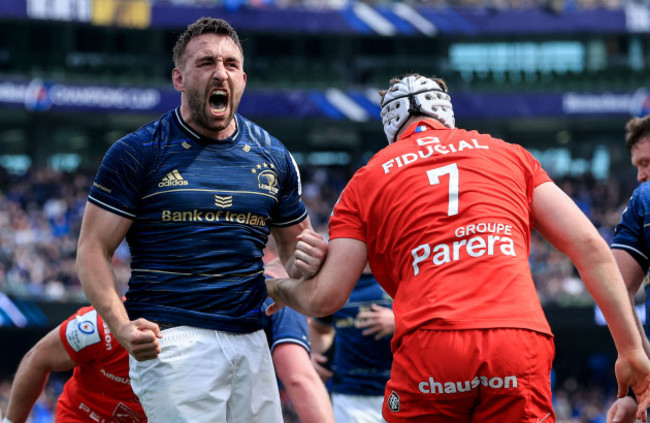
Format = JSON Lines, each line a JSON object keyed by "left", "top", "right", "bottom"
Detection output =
{"left": 272, "top": 343, "right": 335, "bottom": 423}
{"left": 266, "top": 237, "right": 367, "bottom": 317}
{"left": 533, "top": 181, "right": 650, "bottom": 421}
{"left": 5, "top": 326, "right": 75, "bottom": 423}
{"left": 271, "top": 216, "right": 327, "bottom": 279}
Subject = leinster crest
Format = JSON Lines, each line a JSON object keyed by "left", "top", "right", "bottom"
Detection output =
{"left": 251, "top": 162, "right": 279, "bottom": 195}
{"left": 258, "top": 169, "right": 279, "bottom": 195}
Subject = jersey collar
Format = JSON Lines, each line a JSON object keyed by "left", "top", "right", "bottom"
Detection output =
{"left": 173, "top": 107, "right": 241, "bottom": 145}
{"left": 401, "top": 119, "right": 450, "bottom": 140}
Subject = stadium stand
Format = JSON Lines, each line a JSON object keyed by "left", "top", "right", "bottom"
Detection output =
{"left": 2, "top": 0, "right": 650, "bottom": 421}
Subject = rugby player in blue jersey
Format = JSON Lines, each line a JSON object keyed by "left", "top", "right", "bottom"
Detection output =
{"left": 309, "top": 265, "right": 394, "bottom": 423}
{"left": 75, "top": 17, "right": 326, "bottom": 423}
{"left": 607, "top": 115, "right": 650, "bottom": 423}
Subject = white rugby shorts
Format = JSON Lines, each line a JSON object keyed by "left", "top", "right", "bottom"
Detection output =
{"left": 332, "top": 392, "right": 387, "bottom": 423}
{"left": 129, "top": 326, "right": 282, "bottom": 423}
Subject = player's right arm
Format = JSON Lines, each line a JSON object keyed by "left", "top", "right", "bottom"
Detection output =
{"left": 271, "top": 219, "right": 327, "bottom": 279}
{"left": 5, "top": 327, "right": 75, "bottom": 423}
{"left": 76, "top": 202, "right": 161, "bottom": 361}
{"left": 265, "top": 238, "right": 367, "bottom": 318}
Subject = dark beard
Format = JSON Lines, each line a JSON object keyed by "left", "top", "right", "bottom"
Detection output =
{"left": 186, "top": 87, "right": 233, "bottom": 135}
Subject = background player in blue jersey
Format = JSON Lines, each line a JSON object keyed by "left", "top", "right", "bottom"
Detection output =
{"left": 310, "top": 265, "right": 394, "bottom": 423}
{"left": 607, "top": 115, "right": 650, "bottom": 423}
{"left": 263, "top": 242, "right": 335, "bottom": 423}
{"left": 75, "top": 17, "right": 326, "bottom": 423}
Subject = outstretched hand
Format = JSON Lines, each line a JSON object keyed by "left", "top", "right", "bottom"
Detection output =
{"left": 615, "top": 348, "right": 650, "bottom": 422}
{"left": 294, "top": 229, "right": 327, "bottom": 279}
{"left": 115, "top": 318, "right": 162, "bottom": 361}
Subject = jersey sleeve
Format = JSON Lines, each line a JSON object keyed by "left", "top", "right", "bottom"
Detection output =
{"left": 87, "top": 134, "right": 145, "bottom": 220}
{"left": 504, "top": 141, "right": 553, "bottom": 218}
{"left": 511, "top": 142, "right": 553, "bottom": 189}
{"left": 58, "top": 306, "right": 106, "bottom": 365}
{"left": 611, "top": 185, "right": 650, "bottom": 273}
{"left": 267, "top": 306, "right": 311, "bottom": 354}
{"left": 270, "top": 151, "right": 308, "bottom": 227}
{"left": 328, "top": 173, "right": 367, "bottom": 242}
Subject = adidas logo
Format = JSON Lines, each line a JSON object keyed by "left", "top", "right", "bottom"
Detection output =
{"left": 158, "top": 170, "right": 188, "bottom": 188}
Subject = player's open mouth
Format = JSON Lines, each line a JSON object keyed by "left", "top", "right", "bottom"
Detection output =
{"left": 210, "top": 90, "right": 228, "bottom": 113}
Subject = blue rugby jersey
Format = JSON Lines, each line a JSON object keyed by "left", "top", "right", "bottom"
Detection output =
{"left": 87, "top": 108, "right": 307, "bottom": 333}
{"left": 611, "top": 181, "right": 650, "bottom": 339}
{"left": 262, "top": 297, "right": 311, "bottom": 354}
{"left": 316, "top": 274, "right": 393, "bottom": 396}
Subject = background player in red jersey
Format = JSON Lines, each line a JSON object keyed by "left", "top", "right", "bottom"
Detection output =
{"left": 3, "top": 304, "right": 146, "bottom": 423}
{"left": 266, "top": 74, "right": 650, "bottom": 423}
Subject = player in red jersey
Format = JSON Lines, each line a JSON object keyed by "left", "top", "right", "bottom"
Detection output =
{"left": 3, "top": 304, "right": 146, "bottom": 423}
{"left": 265, "top": 74, "right": 650, "bottom": 422}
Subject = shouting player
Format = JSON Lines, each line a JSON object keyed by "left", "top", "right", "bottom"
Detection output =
{"left": 75, "top": 17, "right": 326, "bottom": 422}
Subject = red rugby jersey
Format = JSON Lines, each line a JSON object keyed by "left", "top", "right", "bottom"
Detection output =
{"left": 57, "top": 305, "right": 146, "bottom": 423}
{"left": 329, "top": 121, "right": 553, "bottom": 350}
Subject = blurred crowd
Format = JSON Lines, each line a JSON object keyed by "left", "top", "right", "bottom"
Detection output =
{"left": 0, "top": 163, "right": 637, "bottom": 305}
{"left": 0, "top": 167, "right": 128, "bottom": 302}
{"left": 533, "top": 174, "right": 636, "bottom": 305}
{"left": 0, "top": 376, "right": 63, "bottom": 423}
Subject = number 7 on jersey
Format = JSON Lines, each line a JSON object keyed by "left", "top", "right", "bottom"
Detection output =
{"left": 426, "top": 163, "right": 459, "bottom": 216}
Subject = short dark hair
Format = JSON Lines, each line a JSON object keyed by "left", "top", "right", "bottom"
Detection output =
{"left": 379, "top": 73, "right": 448, "bottom": 104}
{"left": 172, "top": 17, "right": 243, "bottom": 68}
{"left": 625, "top": 115, "right": 650, "bottom": 151}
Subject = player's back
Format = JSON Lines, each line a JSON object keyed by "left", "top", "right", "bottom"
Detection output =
{"left": 331, "top": 121, "right": 552, "bottom": 345}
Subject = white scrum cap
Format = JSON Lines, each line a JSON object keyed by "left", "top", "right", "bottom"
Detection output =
{"left": 380, "top": 74, "right": 455, "bottom": 144}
